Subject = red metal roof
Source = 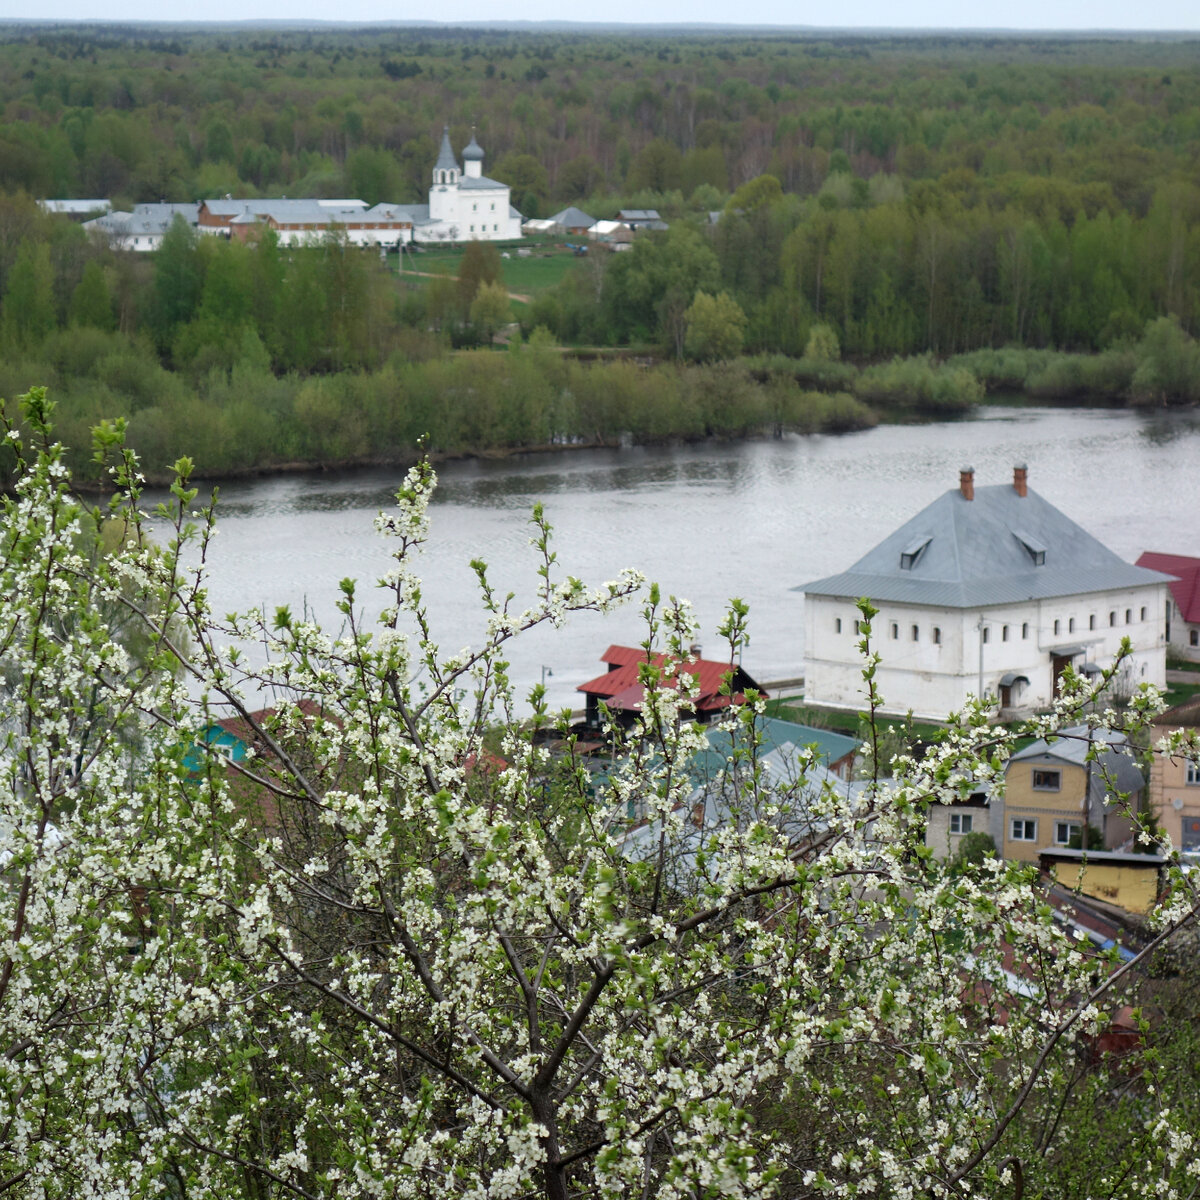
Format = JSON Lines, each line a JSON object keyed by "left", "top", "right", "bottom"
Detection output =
{"left": 578, "top": 646, "right": 765, "bottom": 713}
{"left": 1136, "top": 552, "right": 1199, "bottom": 621}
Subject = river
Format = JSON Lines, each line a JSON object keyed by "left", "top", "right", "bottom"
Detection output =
{"left": 151, "top": 404, "right": 1200, "bottom": 714}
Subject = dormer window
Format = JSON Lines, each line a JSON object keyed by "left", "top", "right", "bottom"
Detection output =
{"left": 1013, "top": 530, "right": 1046, "bottom": 566}
{"left": 900, "top": 536, "right": 931, "bottom": 570}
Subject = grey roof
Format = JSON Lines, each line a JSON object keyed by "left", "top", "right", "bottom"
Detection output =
{"left": 202, "top": 198, "right": 366, "bottom": 218}
{"left": 462, "top": 131, "right": 485, "bottom": 161}
{"left": 618, "top": 751, "right": 864, "bottom": 884}
{"left": 550, "top": 206, "right": 596, "bottom": 228}
{"left": 458, "top": 175, "right": 508, "bottom": 190}
{"left": 799, "top": 483, "right": 1174, "bottom": 608}
{"left": 86, "top": 203, "right": 198, "bottom": 237}
{"left": 618, "top": 208, "right": 660, "bottom": 220}
{"left": 435, "top": 126, "right": 460, "bottom": 174}
{"left": 1009, "top": 725, "right": 1146, "bottom": 806}
{"left": 40, "top": 198, "right": 111, "bottom": 215}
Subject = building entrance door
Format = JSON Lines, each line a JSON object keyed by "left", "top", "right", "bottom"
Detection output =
{"left": 1051, "top": 654, "right": 1072, "bottom": 696}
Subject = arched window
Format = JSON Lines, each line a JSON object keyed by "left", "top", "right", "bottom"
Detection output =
{"left": 932, "top": 627, "right": 941, "bottom": 645}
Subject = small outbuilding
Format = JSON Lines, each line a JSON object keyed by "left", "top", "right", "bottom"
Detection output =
{"left": 549, "top": 206, "right": 596, "bottom": 235}
{"left": 1038, "top": 847, "right": 1166, "bottom": 914}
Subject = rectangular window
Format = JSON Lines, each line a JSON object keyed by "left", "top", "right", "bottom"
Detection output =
{"left": 1141, "top": 606, "right": 1147, "bottom": 621}
{"left": 470, "top": 224, "right": 475, "bottom": 232}
{"left": 1054, "top": 820, "right": 1081, "bottom": 846}
{"left": 982, "top": 627, "right": 989, "bottom": 644}
{"left": 1089, "top": 614, "right": 1096, "bottom": 630}
{"left": 911, "top": 624, "right": 919, "bottom": 642}
{"left": 890, "top": 622, "right": 899, "bottom": 640}
{"left": 835, "top": 617, "right": 842, "bottom": 633}
{"left": 1011, "top": 818, "right": 1037, "bottom": 842}
{"left": 1126, "top": 609, "right": 1132, "bottom": 623}
{"left": 1002, "top": 625, "right": 1009, "bottom": 642}
{"left": 1187, "top": 762, "right": 1200, "bottom": 786}
{"left": 1022, "top": 622, "right": 1029, "bottom": 639}
{"left": 1192, "top": 629, "right": 1199, "bottom": 647}
{"left": 1033, "top": 769, "right": 1061, "bottom": 791}
{"left": 932, "top": 627, "right": 941, "bottom": 645}
{"left": 950, "top": 813, "right": 973, "bottom": 834}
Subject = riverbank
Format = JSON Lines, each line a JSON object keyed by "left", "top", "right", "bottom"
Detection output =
{"left": 5, "top": 320, "right": 1198, "bottom": 488}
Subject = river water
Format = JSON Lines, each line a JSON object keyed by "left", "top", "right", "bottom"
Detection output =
{"left": 152, "top": 404, "right": 1200, "bottom": 713}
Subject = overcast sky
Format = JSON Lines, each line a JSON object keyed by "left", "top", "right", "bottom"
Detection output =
{"left": 3, "top": 0, "right": 1197, "bottom": 31}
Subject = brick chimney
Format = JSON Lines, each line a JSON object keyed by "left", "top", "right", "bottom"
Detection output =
{"left": 959, "top": 466, "right": 974, "bottom": 501}
{"left": 1013, "top": 463, "right": 1028, "bottom": 498}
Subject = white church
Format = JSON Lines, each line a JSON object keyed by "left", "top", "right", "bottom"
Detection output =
{"left": 410, "top": 127, "right": 524, "bottom": 244}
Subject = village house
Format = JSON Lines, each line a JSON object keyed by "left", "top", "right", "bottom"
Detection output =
{"left": 1149, "top": 694, "right": 1200, "bottom": 854}
{"left": 578, "top": 644, "right": 766, "bottom": 730}
{"left": 616, "top": 208, "right": 669, "bottom": 232}
{"left": 799, "top": 466, "right": 1173, "bottom": 720}
{"left": 924, "top": 783, "right": 999, "bottom": 861}
{"left": 1001, "top": 726, "right": 1145, "bottom": 863}
{"left": 1136, "top": 552, "right": 1200, "bottom": 663}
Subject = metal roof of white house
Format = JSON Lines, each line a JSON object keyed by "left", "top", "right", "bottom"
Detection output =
{"left": 799, "top": 481, "right": 1174, "bottom": 608}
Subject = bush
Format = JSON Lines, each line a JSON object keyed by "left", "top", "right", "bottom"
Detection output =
{"left": 953, "top": 830, "right": 997, "bottom": 868}
{"left": 854, "top": 355, "right": 984, "bottom": 411}
{"left": 1130, "top": 317, "right": 1200, "bottom": 406}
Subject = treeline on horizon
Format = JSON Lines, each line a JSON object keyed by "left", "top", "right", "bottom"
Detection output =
{"left": 0, "top": 26, "right": 1199, "bottom": 479}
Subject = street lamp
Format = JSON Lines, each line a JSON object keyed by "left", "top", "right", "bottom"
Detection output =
{"left": 541, "top": 666, "right": 553, "bottom": 688}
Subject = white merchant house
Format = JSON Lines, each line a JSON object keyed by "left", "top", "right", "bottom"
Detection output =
{"left": 800, "top": 466, "right": 1173, "bottom": 720}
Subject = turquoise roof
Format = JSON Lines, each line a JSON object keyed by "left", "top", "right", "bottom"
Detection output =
{"left": 180, "top": 722, "right": 250, "bottom": 775}
{"left": 692, "top": 716, "right": 858, "bottom": 786}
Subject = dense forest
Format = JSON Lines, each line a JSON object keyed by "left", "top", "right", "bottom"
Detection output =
{"left": 0, "top": 24, "right": 1198, "bottom": 478}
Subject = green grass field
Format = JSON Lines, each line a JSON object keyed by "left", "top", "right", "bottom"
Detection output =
{"left": 397, "top": 241, "right": 582, "bottom": 307}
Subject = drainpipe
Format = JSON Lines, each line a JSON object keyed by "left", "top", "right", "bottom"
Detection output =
{"left": 977, "top": 614, "right": 985, "bottom": 703}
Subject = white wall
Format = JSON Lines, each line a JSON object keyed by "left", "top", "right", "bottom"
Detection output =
{"left": 804, "top": 584, "right": 1168, "bottom": 719}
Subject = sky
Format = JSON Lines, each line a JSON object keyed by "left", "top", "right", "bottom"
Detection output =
{"left": 3, "top": 0, "right": 1198, "bottom": 31}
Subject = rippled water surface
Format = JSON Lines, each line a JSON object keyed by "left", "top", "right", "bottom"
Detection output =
{"left": 151, "top": 405, "right": 1200, "bottom": 712}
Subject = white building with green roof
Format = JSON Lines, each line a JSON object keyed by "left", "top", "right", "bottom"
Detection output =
{"left": 799, "top": 466, "right": 1173, "bottom": 720}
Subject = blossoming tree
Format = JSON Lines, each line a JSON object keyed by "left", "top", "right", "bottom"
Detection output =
{"left": 2, "top": 387, "right": 1199, "bottom": 1199}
